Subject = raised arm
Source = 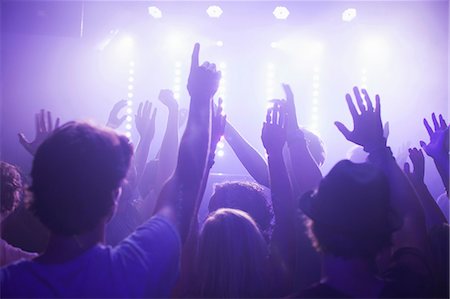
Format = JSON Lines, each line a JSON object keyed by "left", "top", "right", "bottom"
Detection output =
{"left": 262, "top": 104, "right": 296, "bottom": 293}
{"left": 18, "top": 109, "right": 60, "bottom": 156}
{"left": 420, "top": 113, "right": 449, "bottom": 195}
{"left": 335, "top": 87, "right": 427, "bottom": 253}
{"left": 134, "top": 101, "right": 157, "bottom": 182}
{"left": 282, "top": 84, "right": 322, "bottom": 198}
{"left": 153, "top": 44, "right": 220, "bottom": 242}
{"left": 224, "top": 121, "right": 270, "bottom": 188}
{"left": 155, "top": 89, "right": 179, "bottom": 194}
{"left": 404, "top": 147, "right": 447, "bottom": 230}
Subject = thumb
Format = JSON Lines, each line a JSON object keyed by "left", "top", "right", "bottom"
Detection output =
{"left": 334, "top": 121, "right": 351, "bottom": 140}
{"left": 419, "top": 140, "right": 427, "bottom": 149}
{"left": 18, "top": 133, "right": 29, "bottom": 146}
{"left": 403, "top": 162, "right": 410, "bottom": 174}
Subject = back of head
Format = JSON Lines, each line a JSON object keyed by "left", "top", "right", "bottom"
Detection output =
{"left": 30, "top": 121, "right": 133, "bottom": 236}
{"left": 1, "top": 162, "right": 22, "bottom": 219}
{"left": 197, "top": 208, "right": 268, "bottom": 298}
{"left": 301, "top": 160, "right": 396, "bottom": 259}
{"left": 208, "top": 181, "right": 273, "bottom": 240}
{"left": 302, "top": 128, "right": 326, "bottom": 166}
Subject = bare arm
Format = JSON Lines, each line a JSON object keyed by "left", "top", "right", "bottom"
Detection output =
{"left": 282, "top": 84, "right": 322, "bottom": 198}
{"left": 153, "top": 43, "right": 220, "bottom": 242}
{"left": 404, "top": 148, "right": 448, "bottom": 230}
{"left": 155, "top": 90, "right": 179, "bottom": 195}
{"left": 335, "top": 87, "right": 428, "bottom": 253}
{"left": 224, "top": 121, "right": 270, "bottom": 188}
{"left": 262, "top": 104, "right": 296, "bottom": 294}
{"left": 134, "top": 101, "right": 157, "bottom": 182}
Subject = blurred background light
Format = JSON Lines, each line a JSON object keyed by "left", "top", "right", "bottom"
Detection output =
{"left": 273, "top": 6, "right": 290, "bottom": 20}
{"left": 207, "top": 5, "right": 223, "bottom": 18}
{"left": 148, "top": 6, "right": 162, "bottom": 19}
{"left": 342, "top": 8, "right": 357, "bottom": 22}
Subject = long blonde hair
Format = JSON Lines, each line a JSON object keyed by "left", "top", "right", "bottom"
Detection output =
{"left": 196, "top": 208, "right": 269, "bottom": 298}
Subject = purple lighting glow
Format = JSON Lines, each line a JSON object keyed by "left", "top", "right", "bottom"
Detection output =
{"left": 273, "top": 6, "right": 289, "bottom": 20}
{"left": 206, "top": 5, "right": 223, "bottom": 18}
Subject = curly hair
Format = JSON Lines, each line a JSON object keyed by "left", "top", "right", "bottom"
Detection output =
{"left": 29, "top": 121, "right": 133, "bottom": 236}
{"left": 208, "top": 181, "right": 273, "bottom": 241}
{"left": 0, "top": 161, "right": 22, "bottom": 216}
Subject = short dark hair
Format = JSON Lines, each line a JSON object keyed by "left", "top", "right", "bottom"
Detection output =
{"left": 29, "top": 121, "right": 133, "bottom": 236}
{"left": 0, "top": 161, "right": 22, "bottom": 216}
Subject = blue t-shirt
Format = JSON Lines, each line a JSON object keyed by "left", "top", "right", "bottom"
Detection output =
{"left": 1, "top": 215, "right": 180, "bottom": 298}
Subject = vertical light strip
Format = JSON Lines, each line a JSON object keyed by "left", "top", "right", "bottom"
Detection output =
{"left": 125, "top": 60, "right": 135, "bottom": 139}
{"left": 173, "top": 61, "right": 182, "bottom": 100}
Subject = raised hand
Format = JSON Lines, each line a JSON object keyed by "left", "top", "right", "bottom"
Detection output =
{"left": 335, "top": 87, "right": 385, "bottom": 152}
{"left": 158, "top": 89, "right": 178, "bottom": 110}
{"left": 404, "top": 148, "right": 425, "bottom": 184}
{"left": 262, "top": 104, "right": 287, "bottom": 155}
{"left": 135, "top": 101, "right": 157, "bottom": 140}
{"left": 211, "top": 98, "right": 227, "bottom": 153}
{"left": 282, "top": 83, "right": 300, "bottom": 133}
{"left": 18, "top": 109, "right": 60, "bottom": 156}
{"left": 420, "top": 113, "right": 449, "bottom": 159}
{"left": 187, "top": 43, "right": 221, "bottom": 100}
{"left": 106, "top": 99, "right": 127, "bottom": 129}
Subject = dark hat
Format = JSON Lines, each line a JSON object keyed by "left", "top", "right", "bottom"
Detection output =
{"left": 300, "top": 160, "right": 400, "bottom": 236}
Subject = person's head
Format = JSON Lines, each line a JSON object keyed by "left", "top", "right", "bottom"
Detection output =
{"left": 347, "top": 145, "right": 369, "bottom": 163}
{"left": 1, "top": 162, "right": 23, "bottom": 220}
{"left": 208, "top": 181, "right": 273, "bottom": 241}
{"left": 197, "top": 208, "right": 268, "bottom": 298}
{"left": 29, "top": 121, "right": 133, "bottom": 236}
{"left": 300, "top": 160, "right": 398, "bottom": 260}
{"left": 302, "top": 128, "right": 326, "bottom": 166}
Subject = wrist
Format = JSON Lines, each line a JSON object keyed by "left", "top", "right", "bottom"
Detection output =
{"left": 363, "top": 137, "right": 387, "bottom": 153}
{"left": 287, "top": 129, "right": 306, "bottom": 147}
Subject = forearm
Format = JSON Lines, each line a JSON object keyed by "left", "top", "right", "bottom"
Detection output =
{"left": 225, "top": 121, "right": 270, "bottom": 187}
{"left": 154, "top": 98, "right": 210, "bottom": 242}
{"left": 156, "top": 106, "right": 179, "bottom": 192}
{"left": 411, "top": 180, "right": 448, "bottom": 229}
{"left": 287, "top": 131, "right": 323, "bottom": 198}
{"left": 268, "top": 151, "right": 296, "bottom": 279}
{"left": 134, "top": 134, "right": 153, "bottom": 180}
{"left": 433, "top": 154, "right": 449, "bottom": 195}
{"left": 369, "top": 146, "right": 427, "bottom": 251}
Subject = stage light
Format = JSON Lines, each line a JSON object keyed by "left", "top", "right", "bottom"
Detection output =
{"left": 127, "top": 100, "right": 133, "bottom": 106}
{"left": 125, "top": 132, "right": 131, "bottom": 138}
{"left": 173, "top": 85, "right": 180, "bottom": 92}
{"left": 126, "top": 108, "right": 133, "bottom": 114}
{"left": 360, "top": 37, "right": 389, "bottom": 62}
{"left": 217, "top": 150, "right": 225, "bottom": 157}
{"left": 126, "top": 116, "right": 132, "bottom": 122}
{"left": 217, "top": 141, "right": 225, "bottom": 149}
{"left": 125, "top": 124, "right": 132, "bottom": 130}
{"left": 128, "top": 77, "right": 134, "bottom": 82}
{"left": 175, "top": 69, "right": 181, "bottom": 76}
{"left": 129, "top": 69, "right": 134, "bottom": 75}
{"left": 270, "top": 41, "right": 280, "bottom": 48}
{"left": 342, "top": 8, "right": 357, "bottom": 22}
{"left": 148, "top": 6, "right": 162, "bottom": 19}
{"left": 166, "top": 34, "right": 185, "bottom": 51}
{"left": 207, "top": 5, "right": 223, "bottom": 18}
{"left": 128, "top": 85, "right": 133, "bottom": 90}
{"left": 175, "top": 61, "right": 182, "bottom": 68}
{"left": 129, "top": 61, "right": 135, "bottom": 67}
{"left": 128, "top": 92, "right": 133, "bottom": 98}
{"left": 273, "top": 6, "right": 289, "bottom": 20}
{"left": 216, "top": 40, "right": 224, "bottom": 47}
{"left": 174, "top": 77, "right": 181, "bottom": 84}
{"left": 174, "top": 92, "right": 180, "bottom": 99}
{"left": 219, "top": 62, "right": 226, "bottom": 69}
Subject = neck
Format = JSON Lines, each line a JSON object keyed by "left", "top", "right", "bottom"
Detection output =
{"left": 37, "top": 223, "right": 105, "bottom": 264}
{"left": 321, "top": 254, "right": 383, "bottom": 298}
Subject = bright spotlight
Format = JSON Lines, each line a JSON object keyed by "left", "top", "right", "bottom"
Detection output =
{"left": 270, "top": 41, "right": 280, "bottom": 48}
{"left": 148, "top": 6, "right": 162, "bottom": 19}
{"left": 342, "top": 8, "right": 357, "bottom": 22}
{"left": 217, "top": 150, "right": 225, "bottom": 157}
{"left": 360, "top": 37, "right": 389, "bottom": 62}
{"left": 166, "top": 34, "right": 185, "bottom": 50}
{"left": 273, "top": 6, "right": 289, "bottom": 20}
{"left": 216, "top": 40, "right": 224, "bottom": 47}
{"left": 207, "top": 5, "right": 223, "bottom": 18}
{"left": 118, "top": 36, "right": 134, "bottom": 52}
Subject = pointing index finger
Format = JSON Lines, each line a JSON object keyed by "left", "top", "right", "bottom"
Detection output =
{"left": 190, "top": 43, "right": 200, "bottom": 75}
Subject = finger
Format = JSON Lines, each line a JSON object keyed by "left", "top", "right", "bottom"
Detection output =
{"left": 190, "top": 43, "right": 200, "bottom": 76}
{"left": 375, "top": 95, "right": 381, "bottom": 116}
{"left": 266, "top": 109, "right": 272, "bottom": 123}
{"left": 18, "top": 133, "right": 30, "bottom": 146}
{"left": 345, "top": 94, "right": 358, "bottom": 120}
{"left": 151, "top": 108, "right": 157, "bottom": 122}
{"left": 209, "top": 63, "right": 217, "bottom": 72}
{"left": 272, "top": 104, "right": 279, "bottom": 125}
{"left": 118, "top": 115, "right": 127, "bottom": 124}
{"left": 432, "top": 113, "right": 439, "bottom": 131}
{"left": 39, "top": 109, "right": 46, "bottom": 133}
{"left": 439, "top": 114, "right": 447, "bottom": 129}
{"left": 334, "top": 121, "right": 351, "bottom": 140}
{"left": 55, "top": 118, "right": 60, "bottom": 129}
{"left": 419, "top": 140, "right": 427, "bottom": 149}
{"left": 47, "top": 111, "right": 53, "bottom": 132}
{"left": 403, "top": 162, "right": 411, "bottom": 174}
{"left": 137, "top": 102, "right": 143, "bottom": 118}
{"left": 279, "top": 105, "right": 286, "bottom": 127}
{"left": 423, "top": 118, "right": 433, "bottom": 136}
{"left": 383, "top": 122, "right": 390, "bottom": 139}
{"left": 282, "top": 83, "right": 294, "bottom": 102}
{"left": 34, "top": 113, "right": 40, "bottom": 134}
{"left": 113, "top": 99, "right": 127, "bottom": 112}
{"left": 353, "top": 86, "right": 366, "bottom": 113}
{"left": 361, "top": 89, "right": 374, "bottom": 112}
